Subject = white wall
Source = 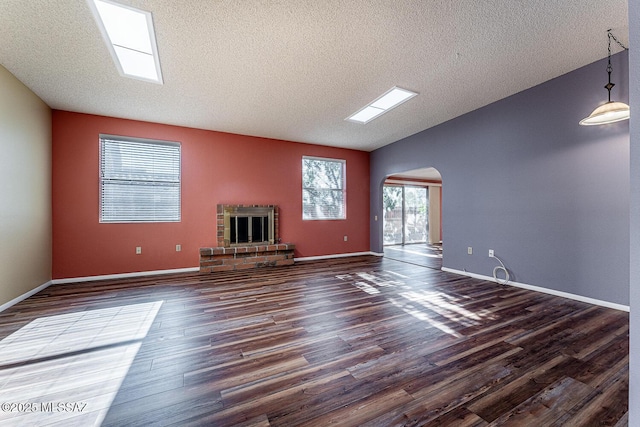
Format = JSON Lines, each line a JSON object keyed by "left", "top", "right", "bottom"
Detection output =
{"left": 0, "top": 65, "right": 52, "bottom": 307}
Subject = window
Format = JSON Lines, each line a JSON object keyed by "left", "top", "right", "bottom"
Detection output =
{"left": 100, "top": 136, "right": 181, "bottom": 222}
{"left": 302, "top": 156, "right": 346, "bottom": 220}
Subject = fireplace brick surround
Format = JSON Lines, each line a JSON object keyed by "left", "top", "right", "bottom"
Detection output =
{"left": 200, "top": 204, "right": 294, "bottom": 273}
{"left": 199, "top": 243, "right": 295, "bottom": 273}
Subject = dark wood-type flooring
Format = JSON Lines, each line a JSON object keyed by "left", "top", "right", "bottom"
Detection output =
{"left": 384, "top": 244, "right": 443, "bottom": 270}
{"left": 0, "top": 256, "right": 628, "bottom": 426}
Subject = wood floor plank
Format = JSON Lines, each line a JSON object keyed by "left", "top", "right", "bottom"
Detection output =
{"left": 485, "top": 376, "right": 594, "bottom": 425}
{"left": 0, "top": 254, "right": 628, "bottom": 426}
{"left": 299, "top": 387, "right": 415, "bottom": 426}
{"left": 549, "top": 364, "right": 629, "bottom": 427}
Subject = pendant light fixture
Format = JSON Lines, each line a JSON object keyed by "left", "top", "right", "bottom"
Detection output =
{"left": 579, "top": 30, "right": 629, "bottom": 126}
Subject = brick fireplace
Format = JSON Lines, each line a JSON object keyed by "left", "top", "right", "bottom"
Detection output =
{"left": 200, "top": 204, "right": 294, "bottom": 273}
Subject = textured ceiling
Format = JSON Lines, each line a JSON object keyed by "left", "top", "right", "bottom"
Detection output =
{"left": 0, "top": 0, "right": 629, "bottom": 151}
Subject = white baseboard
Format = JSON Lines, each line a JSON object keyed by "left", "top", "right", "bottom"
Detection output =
{"left": 52, "top": 253, "right": 386, "bottom": 283}
{"left": 295, "top": 251, "right": 380, "bottom": 262}
{"left": 441, "top": 267, "right": 629, "bottom": 312}
{"left": 50, "top": 254, "right": 382, "bottom": 285}
{"left": 0, "top": 280, "right": 53, "bottom": 313}
{"left": 52, "top": 267, "right": 201, "bottom": 285}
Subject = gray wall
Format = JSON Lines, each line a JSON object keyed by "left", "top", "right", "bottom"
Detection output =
{"left": 0, "top": 65, "right": 52, "bottom": 307}
{"left": 628, "top": 0, "right": 639, "bottom": 423}
{"left": 371, "top": 52, "right": 629, "bottom": 306}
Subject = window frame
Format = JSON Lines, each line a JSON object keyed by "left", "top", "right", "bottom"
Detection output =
{"left": 302, "top": 155, "right": 347, "bottom": 221}
{"left": 99, "top": 134, "right": 181, "bottom": 223}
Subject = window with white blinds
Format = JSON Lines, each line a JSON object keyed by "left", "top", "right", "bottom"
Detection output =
{"left": 302, "top": 156, "right": 346, "bottom": 220}
{"left": 100, "top": 136, "right": 181, "bottom": 222}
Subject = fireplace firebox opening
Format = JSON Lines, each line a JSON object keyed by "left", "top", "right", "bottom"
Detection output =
{"left": 218, "top": 205, "right": 277, "bottom": 247}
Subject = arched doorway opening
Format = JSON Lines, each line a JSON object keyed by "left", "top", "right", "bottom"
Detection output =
{"left": 382, "top": 167, "right": 442, "bottom": 269}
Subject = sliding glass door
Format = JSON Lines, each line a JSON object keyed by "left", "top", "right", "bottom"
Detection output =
{"left": 383, "top": 185, "right": 428, "bottom": 245}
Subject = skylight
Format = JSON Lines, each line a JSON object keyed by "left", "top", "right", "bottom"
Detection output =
{"left": 346, "top": 87, "right": 418, "bottom": 124}
{"left": 88, "top": 0, "right": 163, "bottom": 84}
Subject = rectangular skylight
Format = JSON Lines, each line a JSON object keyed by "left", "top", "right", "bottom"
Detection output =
{"left": 349, "top": 106, "right": 386, "bottom": 123}
{"left": 346, "top": 87, "right": 418, "bottom": 124}
{"left": 88, "top": 0, "right": 163, "bottom": 84}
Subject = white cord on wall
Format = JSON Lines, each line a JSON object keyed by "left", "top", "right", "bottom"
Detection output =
{"left": 490, "top": 254, "right": 510, "bottom": 285}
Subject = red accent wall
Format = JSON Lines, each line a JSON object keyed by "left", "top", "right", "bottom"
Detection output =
{"left": 52, "top": 111, "right": 370, "bottom": 279}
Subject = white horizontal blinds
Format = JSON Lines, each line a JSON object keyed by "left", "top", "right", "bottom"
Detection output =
{"left": 302, "top": 157, "right": 346, "bottom": 220}
{"left": 100, "top": 137, "right": 181, "bottom": 222}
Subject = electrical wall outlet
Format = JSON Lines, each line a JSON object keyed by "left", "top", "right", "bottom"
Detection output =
{"left": 136, "top": 246, "right": 142, "bottom": 254}
{"left": 489, "top": 249, "right": 494, "bottom": 257}
{"left": 176, "top": 244, "right": 181, "bottom": 252}
{"left": 344, "top": 235, "right": 348, "bottom": 242}
{"left": 467, "top": 246, "right": 473, "bottom": 255}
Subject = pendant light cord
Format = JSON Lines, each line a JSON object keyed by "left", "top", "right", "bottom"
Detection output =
{"left": 607, "top": 30, "right": 628, "bottom": 52}
{"left": 605, "top": 30, "right": 628, "bottom": 103}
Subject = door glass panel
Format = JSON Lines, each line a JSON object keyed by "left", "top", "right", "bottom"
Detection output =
{"left": 383, "top": 186, "right": 403, "bottom": 245}
{"left": 404, "top": 187, "right": 428, "bottom": 244}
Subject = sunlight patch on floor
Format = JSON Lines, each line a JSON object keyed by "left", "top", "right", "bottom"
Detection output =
{"left": 337, "top": 271, "right": 409, "bottom": 294}
{"left": 388, "top": 296, "right": 463, "bottom": 337}
{"left": 353, "top": 281, "right": 381, "bottom": 294}
{"left": 338, "top": 269, "right": 495, "bottom": 337}
{"left": 400, "top": 290, "right": 485, "bottom": 323}
{"left": 385, "top": 246, "right": 442, "bottom": 258}
{"left": 0, "top": 301, "right": 163, "bottom": 426}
